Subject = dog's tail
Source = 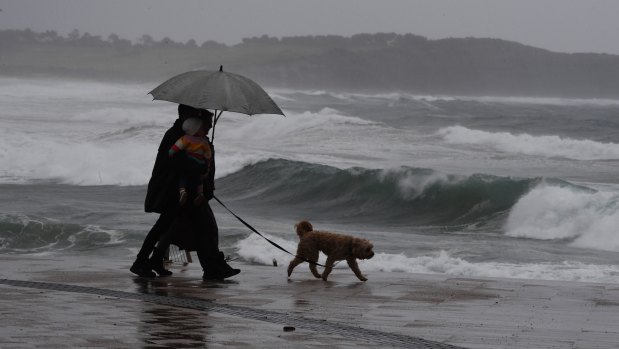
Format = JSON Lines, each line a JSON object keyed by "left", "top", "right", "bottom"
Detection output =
{"left": 295, "top": 220, "right": 313, "bottom": 238}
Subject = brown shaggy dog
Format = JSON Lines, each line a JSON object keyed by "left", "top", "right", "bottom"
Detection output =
{"left": 287, "top": 220, "right": 374, "bottom": 281}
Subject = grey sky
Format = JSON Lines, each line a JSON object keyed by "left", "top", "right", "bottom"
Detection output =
{"left": 1, "top": 0, "right": 619, "bottom": 54}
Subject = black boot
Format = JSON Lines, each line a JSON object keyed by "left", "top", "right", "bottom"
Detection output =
{"left": 202, "top": 252, "right": 241, "bottom": 280}
{"left": 149, "top": 247, "right": 173, "bottom": 277}
{"left": 130, "top": 259, "right": 156, "bottom": 278}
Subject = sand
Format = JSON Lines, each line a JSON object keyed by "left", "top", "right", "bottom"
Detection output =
{"left": 1, "top": 254, "right": 619, "bottom": 348}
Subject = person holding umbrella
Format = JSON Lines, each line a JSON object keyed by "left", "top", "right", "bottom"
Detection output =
{"left": 130, "top": 104, "right": 240, "bottom": 280}
{"left": 135, "top": 66, "right": 284, "bottom": 279}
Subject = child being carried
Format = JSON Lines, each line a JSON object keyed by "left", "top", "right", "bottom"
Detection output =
{"left": 169, "top": 117, "right": 212, "bottom": 206}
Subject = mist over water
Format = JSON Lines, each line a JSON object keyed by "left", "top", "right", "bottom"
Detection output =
{"left": 2, "top": 77, "right": 619, "bottom": 283}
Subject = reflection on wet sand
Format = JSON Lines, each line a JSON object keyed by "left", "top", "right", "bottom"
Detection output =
{"left": 133, "top": 278, "right": 210, "bottom": 348}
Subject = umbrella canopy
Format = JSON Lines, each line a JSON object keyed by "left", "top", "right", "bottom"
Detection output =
{"left": 149, "top": 66, "right": 284, "bottom": 116}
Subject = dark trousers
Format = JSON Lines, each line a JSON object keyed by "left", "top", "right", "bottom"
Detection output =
{"left": 154, "top": 202, "right": 220, "bottom": 271}
{"left": 135, "top": 208, "right": 177, "bottom": 262}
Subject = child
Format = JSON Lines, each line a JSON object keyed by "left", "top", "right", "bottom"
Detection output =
{"left": 169, "top": 117, "right": 212, "bottom": 206}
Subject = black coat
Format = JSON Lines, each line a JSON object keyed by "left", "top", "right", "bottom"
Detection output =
{"left": 144, "top": 119, "right": 215, "bottom": 213}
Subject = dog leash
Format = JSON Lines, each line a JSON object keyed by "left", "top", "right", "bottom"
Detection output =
{"left": 213, "top": 195, "right": 328, "bottom": 268}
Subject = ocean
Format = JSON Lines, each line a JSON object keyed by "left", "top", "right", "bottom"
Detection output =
{"left": 2, "top": 77, "right": 619, "bottom": 283}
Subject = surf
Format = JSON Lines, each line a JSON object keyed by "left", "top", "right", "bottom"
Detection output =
{"left": 438, "top": 125, "right": 619, "bottom": 160}
{"left": 218, "top": 159, "right": 543, "bottom": 226}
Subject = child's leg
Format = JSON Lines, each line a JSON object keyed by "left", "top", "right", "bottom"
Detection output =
{"left": 178, "top": 175, "right": 188, "bottom": 205}
{"left": 178, "top": 175, "right": 188, "bottom": 191}
{"left": 193, "top": 174, "right": 206, "bottom": 205}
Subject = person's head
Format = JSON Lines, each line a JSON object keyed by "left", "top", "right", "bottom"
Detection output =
{"left": 178, "top": 104, "right": 200, "bottom": 120}
{"left": 178, "top": 105, "right": 213, "bottom": 130}
{"left": 182, "top": 117, "right": 204, "bottom": 136}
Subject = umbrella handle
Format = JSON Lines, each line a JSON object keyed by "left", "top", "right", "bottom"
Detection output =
{"left": 211, "top": 109, "right": 224, "bottom": 144}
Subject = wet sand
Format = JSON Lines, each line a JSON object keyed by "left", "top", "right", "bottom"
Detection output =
{"left": 1, "top": 254, "right": 619, "bottom": 348}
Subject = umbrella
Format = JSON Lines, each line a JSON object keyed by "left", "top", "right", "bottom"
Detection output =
{"left": 149, "top": 66, "right": 284, "bottom": 141}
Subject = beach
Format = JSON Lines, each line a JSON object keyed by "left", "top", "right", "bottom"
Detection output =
{"left": 2, "top": 254, "right": 619, "bottom": 348}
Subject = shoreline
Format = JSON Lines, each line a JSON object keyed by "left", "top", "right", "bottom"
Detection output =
{"left": 2, "top": 254, "right": 619, "bottom": 348}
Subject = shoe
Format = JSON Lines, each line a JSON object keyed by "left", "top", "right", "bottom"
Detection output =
{"left": 150, "top": 262, "right": 173, "bottom": 277}
{"left": 149, "top": 247, "right": 173, "bottom": 276}
{"left": 130, "top": 260, "right": 156, "bottom": 278}
{"left": 202, "top": 267, "right": 240, "bottom": 280}
{"left": 179, "top": 189, "right": 188, "bottom": 205}
{"left": 202, "top": 252, "right": 241, "bottom": 280}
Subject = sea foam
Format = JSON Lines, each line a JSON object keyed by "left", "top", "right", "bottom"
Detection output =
{"left": 506, "top": 184, "right": 619, "bottom": 252}
{"left": 236, "top": 234, "right": 619, "bottom": 283}
{"left": 438, "top": 125, "right": 619, "bottom": 160}
{"left": 1, "top": 78, "right": 391, "bottom": 186}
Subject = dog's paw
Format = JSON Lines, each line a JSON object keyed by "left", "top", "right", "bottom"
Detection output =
{"left": 359, "top": 276, "right": 368, "bottom": 282}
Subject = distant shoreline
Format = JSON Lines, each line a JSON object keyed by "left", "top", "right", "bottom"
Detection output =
{"left": 3, "top": 29, "right": 619, "bottom": 98}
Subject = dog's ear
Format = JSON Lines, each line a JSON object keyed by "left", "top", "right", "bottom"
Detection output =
{"left": 296, "top": 220, "right": 313, "bottom": 234}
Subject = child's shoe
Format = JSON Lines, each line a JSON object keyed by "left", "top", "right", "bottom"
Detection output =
{"left": 194, "top": 193, "right": 205, "bottom": 205}
{"left": 179, "top": 189, "right": 188, "bottom": 205}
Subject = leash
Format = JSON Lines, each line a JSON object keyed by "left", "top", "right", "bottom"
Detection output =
{"left": 213, "top": 195, "right": 327, "bottom": 268}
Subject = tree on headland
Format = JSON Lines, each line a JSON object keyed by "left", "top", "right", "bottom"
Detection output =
{"left": 2, "top": 28, "right": 619, "bottom": 97}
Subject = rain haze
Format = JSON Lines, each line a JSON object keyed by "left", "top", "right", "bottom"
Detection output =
{"left": 2, "top": 0, "right": 619, "bottom": 54}
{"left": 4, "top": 1, "right": 619, "bottom": 348}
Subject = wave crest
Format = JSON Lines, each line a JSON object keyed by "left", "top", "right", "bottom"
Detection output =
{"left": 506, "top": 185, "right": 619, "bottom": 251}
{"left": 438, "top": 125, "right": 619, "bottom": 160}
{"left": 0, "top": 214, "right": 125, "bottom": 253}
{"left": 218, "top": 159, "right": 539, "bottom": 226}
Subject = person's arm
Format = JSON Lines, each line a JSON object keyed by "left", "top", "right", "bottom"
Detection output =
{"left": 168, "top": 137, "right": 186, "bottom": 157}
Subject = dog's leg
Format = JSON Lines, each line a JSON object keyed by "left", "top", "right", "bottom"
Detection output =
{"left": 287, "top": 257, "right": 304, "bottom": 277}
{"left": 347, "top": 257, "right": 367, "bottom": 281}
{"left": 309, "top": 261, "right": 322, "bottom": 279}
{"left": 321, "top": 256, "right": 337, "bottom": 281}
{"left": 307, "top": 250, "right": 322, "bottom": 278}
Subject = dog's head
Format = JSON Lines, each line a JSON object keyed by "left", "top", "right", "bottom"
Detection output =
{"left": 295, "top": 220, "right": 313, "bottom": 237}
{"left": 352, "top": 239, "right": 375, "bottom": 260}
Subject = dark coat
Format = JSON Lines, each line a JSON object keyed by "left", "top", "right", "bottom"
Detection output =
{"left": 144, "top": 118, "right": 215, "bottom": 213}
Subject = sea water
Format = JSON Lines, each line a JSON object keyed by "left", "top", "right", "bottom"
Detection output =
{"left": 2, "top": 77, "right": 619, "bottom": 283}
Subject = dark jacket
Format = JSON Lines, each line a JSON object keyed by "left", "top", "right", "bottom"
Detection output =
{"left": 144, "top": 119, "right": 215, "bottom": 213}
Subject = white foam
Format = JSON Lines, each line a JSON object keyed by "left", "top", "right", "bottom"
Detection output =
{"left": 468, "top": 95, "right": 619, "bottom": 107}
{"left": 235, "top": 234, "right": 619, "bottom": 283}
{"left": 273, "top": 88, "right": 619, "bottom": 106}
{"left": 1, "top": 78, "right": 394, "bottom": 185}
{"left": 0, "top": 213, "right": 125, "bottom": 253}
{"left": 0, "top": 125, "right": 157, "bottom": 185}
{"left": 438, "top": 125, "right": 619, "bottom": 160}
{"left": 236, "top": 233, "right": 298, "bottom": 266}
{"left": 505, "top": 184, "right": 619, "bottom": 252}
{"left": 0, "top": 77, "right": 149, "bottom": 102}
{"left": 379, "top": 167, "right": 454, "bottom": 199}
{"left": 367, "top": 250, "right": 619, "bottom": 283}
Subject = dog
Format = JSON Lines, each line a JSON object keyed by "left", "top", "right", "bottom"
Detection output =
{"left": 287, "top": 220, "right": 374, "bottom": 281}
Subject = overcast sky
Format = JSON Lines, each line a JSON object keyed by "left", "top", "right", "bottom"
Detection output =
{"left": 2, "top": 0, "right": 619, "bottom": 54}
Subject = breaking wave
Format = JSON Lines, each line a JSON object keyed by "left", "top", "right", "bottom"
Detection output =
{"left": 0, "top": 213, "right": 126, "bottom": 254}
{"left": 506, "top": 185, "right": 619, "bottom": 252}
{"left": 217, "top": 159, "right": 545, "bottom": 226}
{"left": 438, "top": 125, "right": 619, "bottom": 160}
{"left": 275, "top": 88, "right": 619, "bottom": 107}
